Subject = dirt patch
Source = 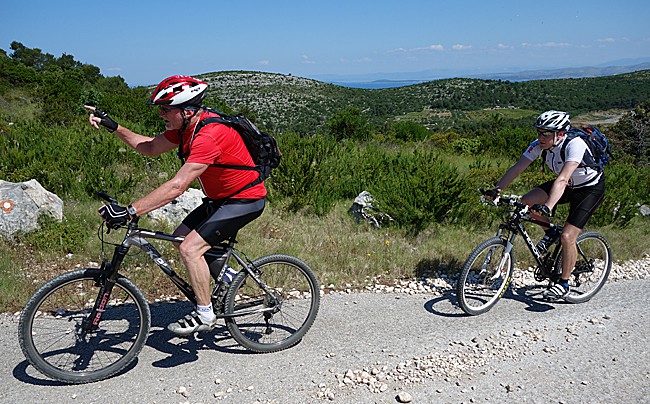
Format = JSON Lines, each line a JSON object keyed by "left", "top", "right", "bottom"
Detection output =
{"left": 573, "top": 111, "right": 624, "bottom": 126}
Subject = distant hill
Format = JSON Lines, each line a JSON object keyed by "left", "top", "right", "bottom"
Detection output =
{"left": 471, "top": 63, "right": 650, "bottom": 82}
{"left": 199, "top": 69, "right": 650, "bottom": 134}
{"left": 313, "top": 58, "right": 650, "bottom": 86}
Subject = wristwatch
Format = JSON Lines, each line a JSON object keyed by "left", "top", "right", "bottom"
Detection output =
{"left": 127, "top": 204, "right": 137, "bottom": 217}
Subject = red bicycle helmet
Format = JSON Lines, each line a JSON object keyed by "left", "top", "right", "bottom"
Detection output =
{"left": 147, "top": 75, "right": 208, "bottom": 107}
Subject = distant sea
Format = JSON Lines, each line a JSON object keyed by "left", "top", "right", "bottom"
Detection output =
{"left": 330, "top": 80, "right": 425, "bottom": 89}
{"left": 322, "top": 61, "right": 650, "bottom": 89}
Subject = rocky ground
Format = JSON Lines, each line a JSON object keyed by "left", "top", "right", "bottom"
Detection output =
{"left": 1, "top": 255, "right": 648, "bottom": 403}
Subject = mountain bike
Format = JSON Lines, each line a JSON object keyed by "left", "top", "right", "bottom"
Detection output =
{"left": 456, "top": 189, "right": 612, "bottom": 316}
{"left": 18, "top": 191, "right": 320, "bottom": 384}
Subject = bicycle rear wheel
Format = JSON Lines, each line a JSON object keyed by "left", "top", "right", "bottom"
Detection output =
{"left": 457, "top": 237, "right": 514, "bottom": 316}
{"left": 224, "top": 254, "right": 320, "bottom": 353}
{"left": 18, "top": 269, "right": 151, "bottom": 384}
{"left": 554, "top": 231, "right": 612, "bottom": 303}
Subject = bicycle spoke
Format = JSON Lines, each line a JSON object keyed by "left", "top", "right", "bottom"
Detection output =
{"left": 225, "top": 255, "right": 319, "bottom": 352}
{"left": 19, "top": 270, "right": 150, "bottom": 384}
{"left": 457, "top": 238, "right": 513, "bottom": 315}
{"left": 563, "top": 232, "right": 612, "bottom": 303}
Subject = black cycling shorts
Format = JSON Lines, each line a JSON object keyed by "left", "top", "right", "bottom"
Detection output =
{"left": 537, "top": 176, "right": 605, "bottom": 229}
{"left": 182, "top": 198, "right": 265, "bottom": 245}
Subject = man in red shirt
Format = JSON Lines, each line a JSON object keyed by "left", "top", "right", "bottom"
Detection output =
{"left": 85, "top": 75, "right": 266, "bottom": 335}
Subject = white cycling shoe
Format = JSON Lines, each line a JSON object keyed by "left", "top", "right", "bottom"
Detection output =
{"left": 543, "top": 283, "right": 570, "bottom": 301}
{"left": 167, "top": 311, "right": 218, "bottom": 336}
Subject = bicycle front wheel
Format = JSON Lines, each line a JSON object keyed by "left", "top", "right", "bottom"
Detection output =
{"left": 224, "top": 254, "right": 320, "bottom": 353}
{"left": 554, "top": 231, "right": 612, "bottom": 304}
{"left": 18, "top": 269, "right": 151, "bottom": 384}
{"left": 457, "top": 237, "right": 514, "bottom": 316}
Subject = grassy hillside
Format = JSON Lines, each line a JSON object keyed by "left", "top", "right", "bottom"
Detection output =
{"left": 1, "top": 43, "right": 649, "bottom": 312}
{"left": 199, "top": 70, "right": 650, "bottom": 134}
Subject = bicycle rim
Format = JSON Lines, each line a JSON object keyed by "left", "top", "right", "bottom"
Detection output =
{"left": 19, "top": 269, "right": 151, "bottom": 384}
{"left": 559, "top": 232, "right": 612, "bottom": 303}
{"left": 225, "top": 255, "right": 320, "bottom": 353}
{"left": 457, "top": 237, "right": 513, "bottom": 316}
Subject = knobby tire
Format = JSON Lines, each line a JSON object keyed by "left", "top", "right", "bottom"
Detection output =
{"left": 554, "top": 231, "right": 612, "bottom": 303}
{"left": 18, "top": 269, "right": 151, "bottom": 384}
{"left": 457, "top": 237, "right": 514, "bottom": 316}
{"left": 224, "top": 254, "right": 320, "bottom": 353}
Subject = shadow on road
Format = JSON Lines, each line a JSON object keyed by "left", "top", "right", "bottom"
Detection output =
{"left": 13, "top": 354, "right": 139, "bottom": 386}
{"left": 422, "top": 282, "right": 558, "bottom": 319}
{"left": 509, "top": 284, "right": 557, "bottom": 312}
{"left": 12, "top": 300, "right": 259, "bottom": 385}
{"left": 145, "top": 301, "right": 254, "bottom": 370}
{"left": 423, "top": 291, "right": 466, "bottom": 318}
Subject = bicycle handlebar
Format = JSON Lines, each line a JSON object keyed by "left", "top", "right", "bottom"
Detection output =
{"left": 478, "top": 187, "right": 529, "bottom": 212}
{"left": 96, "top": 190, "right": 118, "bottom": 204}
{"left": 94, "top": 190, "right": 140, "bottom": 233}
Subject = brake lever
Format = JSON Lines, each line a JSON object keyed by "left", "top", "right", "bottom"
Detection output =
{"left": 480, "top": 195, "right": 499, "bottom": 206}
{"left": 96, "top": 190, "right": 118, "bottom": 204}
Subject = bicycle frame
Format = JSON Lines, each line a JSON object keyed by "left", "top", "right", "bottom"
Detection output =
{"left": 497, "top": 209, "right": 560, "bottom": 265}
{"left": 490, "top": 194, "right": 608, "bottom": 286}
{"left": 86, "top": 219, "right": 278, "bottom": 330}
{"left": 487, "top": 196, "right": 564, "bottom": 277}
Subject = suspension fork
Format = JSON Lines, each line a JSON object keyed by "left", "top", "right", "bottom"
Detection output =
{"left": 483, "top": 225, "right": 516, "bottom": 279}
{"left": 82, "top": 244, "right": 128, "bottom": 332}
{"left": 490, "top": 232, "right": 516, "bottom": 280}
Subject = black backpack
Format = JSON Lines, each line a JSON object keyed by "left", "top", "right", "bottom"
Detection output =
{"left": 178, "top": 108, "right": 282, "bottom": 198}
{"left": 541, "top": 125, "right": 612, "bottom": 172}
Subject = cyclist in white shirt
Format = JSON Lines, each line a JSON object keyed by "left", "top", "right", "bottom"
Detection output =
{"left": 486, "top": 110, "right": 606, "bottom": 301}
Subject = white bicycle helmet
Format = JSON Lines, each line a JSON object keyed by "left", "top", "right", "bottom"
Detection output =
{"left": 147, "top": 75, "right": 208, "bottom": 107}
{"left": 533, "top": 110, "right": 570, "bottom": 131}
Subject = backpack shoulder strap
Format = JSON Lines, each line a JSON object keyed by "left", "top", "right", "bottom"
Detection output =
{"left": 560, "top": 130, "right": 601, "bottom": 171}
{"left": 540, "top": 149, "right": 547, "bottom": 172}
{"left": 559, "top": 132, "right": 577, "bottom": 162}
{"left": 192, "top": 115, "right": 257, "bottom": 171}
{"left": 191, "top": 112, "right": 263, "bottom": 199}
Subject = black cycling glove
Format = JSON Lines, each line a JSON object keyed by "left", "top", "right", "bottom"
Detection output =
{"left": 98, "top": 203, "right": 130, "bottom": 228}
{"left": 92, "top": 108, "right": 118, "bottom": 132}
{"left": 532, "top": 204, "right": 552, "bottom": 217}
{"left": 483, "top": 187, "right": 500, "bottom": 199}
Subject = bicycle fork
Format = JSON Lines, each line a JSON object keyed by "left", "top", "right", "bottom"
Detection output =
{"left": 82, "top": 245, "right": 128, "bottom": 333}
{"left": 485, "top": 229, "right": 516, "bottom": 280}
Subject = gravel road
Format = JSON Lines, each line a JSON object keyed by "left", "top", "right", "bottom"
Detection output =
{"left": 1, "top": 271, "right": 649, "bottom": 403}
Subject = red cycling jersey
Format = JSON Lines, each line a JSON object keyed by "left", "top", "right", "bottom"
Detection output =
{"left": 163, "top": 111, "right": 267, "bottom": 200}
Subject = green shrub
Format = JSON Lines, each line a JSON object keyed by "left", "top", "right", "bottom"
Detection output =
{"left": 370, "top": 149, "right": 472, "bottom": 235}
{"left": 451, "top": 137, "right": 481, "bottom": 154}
{"left": 270, "top": 132, "right": 339, "bottom": 213}
{"left": 327, "top": 106, "right": 371, "bottom": 141}
{"left": 590, "top": 163, "right": 650, "bottom": 227}
{"left": 19, "top": 215, "right": 87, "bottom": 253}
{"left": 391, "top": 120, "right": 431, "bottom": 142}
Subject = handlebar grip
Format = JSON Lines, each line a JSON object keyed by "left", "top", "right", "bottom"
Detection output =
{"left": 96, "top": 190, "right": 118, "bottom": 204}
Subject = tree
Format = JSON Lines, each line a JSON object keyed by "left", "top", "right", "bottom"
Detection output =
{"left": 610, "top": 100, "right": 650, "bottom": 166}
{"left": 10, "top": 41, "right": 54, "bottom": 70}
{"left": 391, "top": 120, "right": 431, "bottom": 142}
{"left": 327, "top": 106, "right": 371, "bottom": 141}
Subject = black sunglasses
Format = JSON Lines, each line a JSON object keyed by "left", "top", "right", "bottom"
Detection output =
{"left": 537, "top": 130, "right": 558, "bottom": 138}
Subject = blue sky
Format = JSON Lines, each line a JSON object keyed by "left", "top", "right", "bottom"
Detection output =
{"left": 2, "top": 0, "right": 650, "bottom": 86}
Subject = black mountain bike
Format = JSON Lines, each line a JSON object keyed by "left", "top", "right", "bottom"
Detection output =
{"left": 18, "top": 191, "right": 320, "bottom": 384}
{"left": 456, "top": 189, "right": 612, "bottom": 316}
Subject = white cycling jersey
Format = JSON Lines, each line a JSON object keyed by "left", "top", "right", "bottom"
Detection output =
{"left": 523, "top": 135, "right": 603, "bottom": 188}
